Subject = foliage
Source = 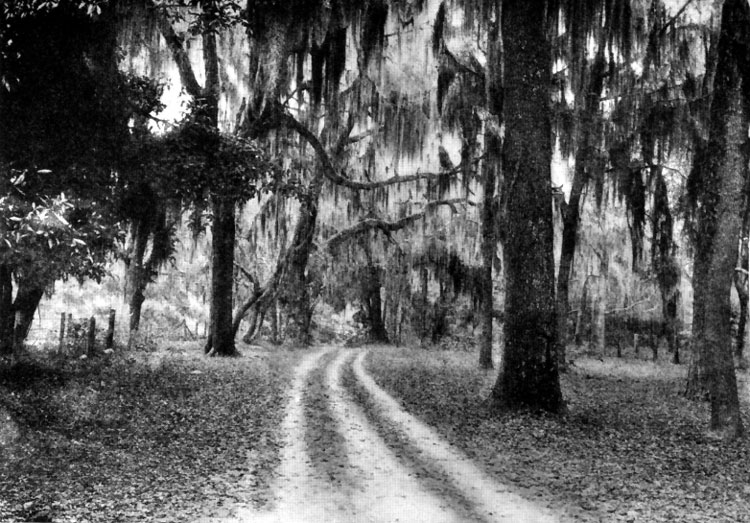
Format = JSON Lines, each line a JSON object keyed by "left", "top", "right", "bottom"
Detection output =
{"left": 1, "top": 1, "right": 108, "bottom": 90}
{"left": 366, "top": 347, "right": 750, "bottom": 522}
{"left": 0, "top": 344, "right": 294, "bottom": 522}
{"left": 0, "top": 187, "right": 121, "bottom": 285}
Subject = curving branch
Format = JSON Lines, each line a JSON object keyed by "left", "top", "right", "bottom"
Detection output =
{"left": 324, "top": 198, "right": 471, "bottom": 251}
{"left": 151, "top": 3, "right": 203, "bottom": 98}
{"left": 276, "top": 111, "right": 475, "bottom": 191}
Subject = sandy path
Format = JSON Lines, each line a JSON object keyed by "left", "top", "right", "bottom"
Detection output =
{"left": 238, "top": 347, "right": 354, "bottom": 523}
{"left": 352, "top": 349, "right": 559, "bottom": 523}
{"left": 239, "top": 346, "right": 560, "bottom": 523}
{"left": 326, "top": 349, "right": 465, "bottom": 523}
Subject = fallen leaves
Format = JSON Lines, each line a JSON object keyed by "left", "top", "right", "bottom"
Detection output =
{"left": 365, "top": 346, "right": 750, "bottom": 523}
{"left": 0, "top": 344, "right": 295, "bottom": 522}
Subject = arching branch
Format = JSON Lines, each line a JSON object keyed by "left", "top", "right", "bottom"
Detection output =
{"left": 276, "top": 111, "right": 474, "bottom": 191}
{"left": 324, "top": 198, "right": 471, "bottom": 251}
{"left": 151, "top": 4, "right": 202, "bottom": 98}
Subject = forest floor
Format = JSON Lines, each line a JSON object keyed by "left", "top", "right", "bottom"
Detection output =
{"left": 2, "top": 342, "right": 749, "bottom": 522}
{"left": 365, "top": 344, "right": 750, "bottom": 523}
{"left": 0, "top": 342, "right": 295, "bottom": 523}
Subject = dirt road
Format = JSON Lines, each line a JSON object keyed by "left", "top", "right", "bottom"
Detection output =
{"left": 240, "top": 346, "right": 558, "bottom": 523}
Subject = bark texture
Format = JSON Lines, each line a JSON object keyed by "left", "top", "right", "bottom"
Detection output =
{"left": 207, "top": 197, "right": 238, "bottom": 356}
{"left": 685, "top": 0, "right": 748, "bottom": 439}
{"left": 489, "top": 0, "right": 563, "bottom": 413}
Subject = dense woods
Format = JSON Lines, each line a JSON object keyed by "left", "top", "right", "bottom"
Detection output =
{"left": 1, "top": 0, "right": 750, "bottom": 520}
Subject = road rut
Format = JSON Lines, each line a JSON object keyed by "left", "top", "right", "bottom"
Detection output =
{"left": 241, "top": 346, "right": 558, "bottom": 523}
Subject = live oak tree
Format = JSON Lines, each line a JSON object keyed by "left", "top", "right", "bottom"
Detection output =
{"left": 684, "top": 0, "right": 747, "bottom": 439}
{"left": 136, "top": 0, "right": 273, "bottom": 356}
{"left": 488, "top": 0, "right": 564, "bottom": 413}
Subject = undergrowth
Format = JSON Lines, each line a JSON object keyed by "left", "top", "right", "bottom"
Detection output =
{"left": 365, "top": 346, "right": 750, "bottom": 523}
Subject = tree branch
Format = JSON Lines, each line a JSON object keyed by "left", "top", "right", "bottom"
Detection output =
{"left": 324, "top": 198, "right": 469, "bottom": 251}
{"left": 152, "top": 4, "right": 203, "bottom": 98}
{"left": 277, "top": 111, "right": 471, "bottom": 191}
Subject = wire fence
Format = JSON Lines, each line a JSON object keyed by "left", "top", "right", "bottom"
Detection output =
{"left": 26, "top": 307, "right": 208, "bottom": 351}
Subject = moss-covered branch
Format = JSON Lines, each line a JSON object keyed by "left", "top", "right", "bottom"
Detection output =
{"left": 324, "top": 198, "right": 470, "bottom": 251}
{"left": 277, "top": 111, "right": 472, "bottom": 191}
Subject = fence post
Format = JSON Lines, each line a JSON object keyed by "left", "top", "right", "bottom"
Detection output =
{"left": 58, "top": 312, "right": 66, "bottom": 354}
{"left": 105, "top": 309, "right": 115, "bottom": 349}
{"left": 87, "top": 316, "right": 96, "bottom": 354}
{"left": 12, "top": 311, "right": 23, "bottom": 360}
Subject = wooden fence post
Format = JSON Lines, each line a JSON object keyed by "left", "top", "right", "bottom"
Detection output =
{"left": 12, "top": 310, "right": 23, "bottom": 360}
{"left": 87, "top": 316, "right": 96, "bottom": 354}
{"left": 105, "top": 309, "right": 115, "bottom": 349}
{"left": 58, "top": 312, "right": 66, "bottom": 354}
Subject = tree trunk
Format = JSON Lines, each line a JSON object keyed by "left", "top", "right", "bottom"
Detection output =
{"left": 685, "top": 0, "right": 747, "bottom": 439}
{"left": 206, "top": 196, "right": 238, "bottom": 356}
{"left": 735, "top": 273, "right": 748, "bottom": 362}
{"left": 126, "top": 220, "right": 150, "bottom": 334}
{"left": 489, "top": 0, "right": 563, "bottom": 413}
{"left": 0, "top": 265, "right": 13, "bottom": 355}
{"left": 590, "top": 254, "right": 608, "bottom": 355}
{"left": 283, "top": 179, "right": 321, "bottom": 346}
{"left": 11, "top": 280, "right": 44, "bottom": 345}
{"left": 418, "top": 265, "right": 429, "bottom": 344}
{"left": 270, "top": 299, "right": 279, "bottom": 344}
{"left": 479, "top": 0, "right": 502, "bottom": 369}
{"left": 479, "top": 134, "right": 498, "bottom": 369}
{"left": 733, "top": 212, "right": 749, "bottom": 366}
{"left": 556, "top": 51, "right": 606, "bottom": 371}
{"left": 364, "top": 264, "right": 388, "bottom": 343}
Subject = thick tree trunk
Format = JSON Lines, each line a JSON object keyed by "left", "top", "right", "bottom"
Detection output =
{"left": 489, "top": 0, "right": 563, "bottom": 413}
{"left": 0, "top": 265, "right": 13, "bottom": 355}
{"left": 685, "top": 0, "right": 747, "bottom": 439}
{"left": 206, "top": 197, "right": 238, "bottom": 356}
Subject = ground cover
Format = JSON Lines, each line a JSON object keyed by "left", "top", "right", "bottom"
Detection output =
{"left": 365, "top": 346, "right": 750, "bottom": 522}
{"left": 0, "top": 343, "right": 295, "bottom": 523}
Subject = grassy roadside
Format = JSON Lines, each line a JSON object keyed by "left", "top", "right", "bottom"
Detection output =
{"left": 365, "top": 346, "right": 750, "bottom": 523}
{"left": 0, "top": 343, "right": 296, "bottom": 523}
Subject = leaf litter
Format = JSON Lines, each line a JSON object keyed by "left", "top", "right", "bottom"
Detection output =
{"left": 364, "top": 346, "right": 750, "bottom": 523}
{"left": 0, "top": 343, "right": 295, "bottom": 523}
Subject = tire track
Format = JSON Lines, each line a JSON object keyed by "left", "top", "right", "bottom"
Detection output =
{"left": 239, "top": 346, "right": 354, "bottom": 523}
{"left": 241, "top": 346, "right": 560, "bottom": 523}
{"left": 351, "top": 349, "right": 560, "bottom": 523}
{"left": 325, "top": 349, "right": 465, "bottom": 523}
{"left": 340, "top": 356, "right": 487, "bottom": 523}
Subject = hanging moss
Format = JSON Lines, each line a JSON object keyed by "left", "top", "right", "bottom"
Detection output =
{"left": 432, "top": 1, "right": 447, "bottom": 54}
{"left": 361, "top": 0, "right": 389, "bottom": 67}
